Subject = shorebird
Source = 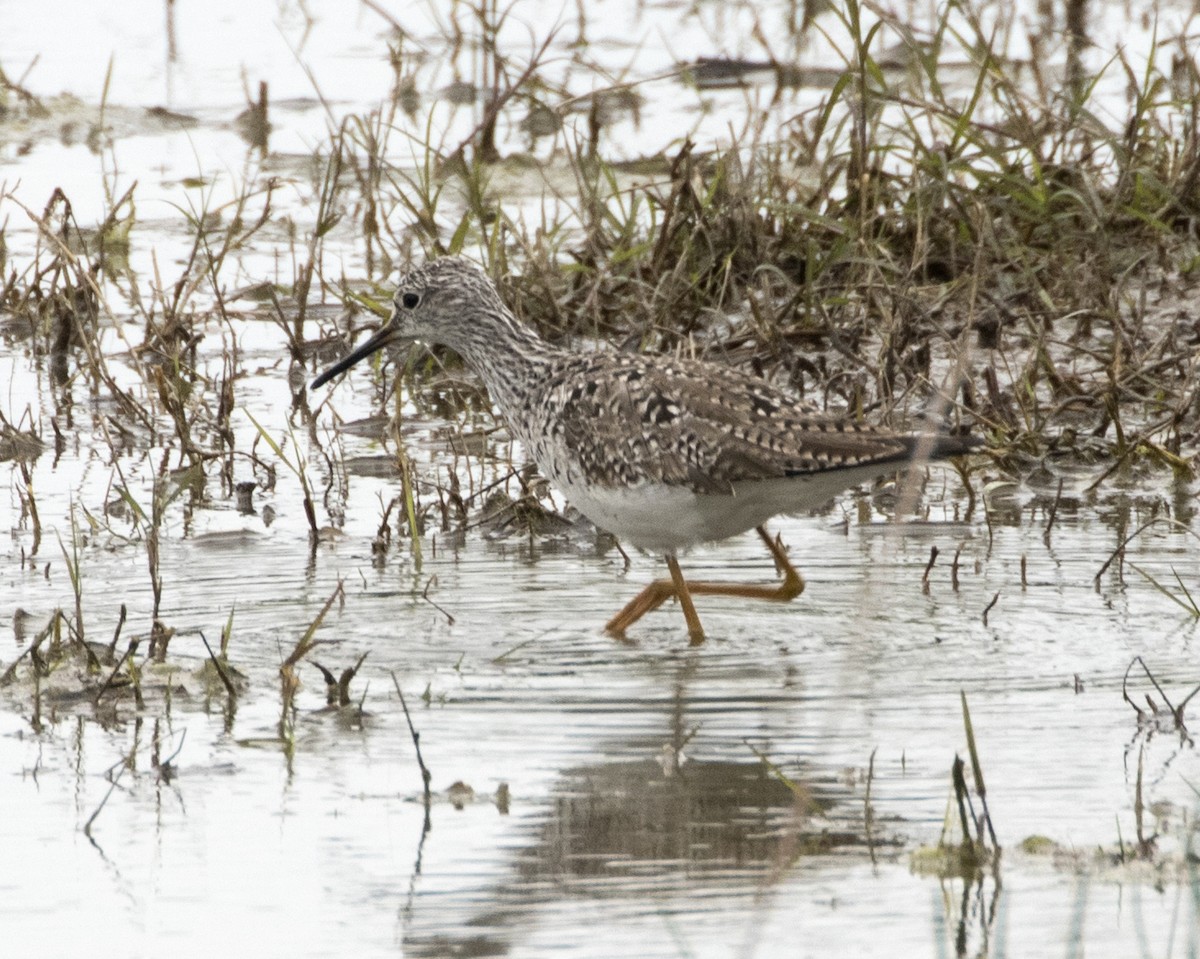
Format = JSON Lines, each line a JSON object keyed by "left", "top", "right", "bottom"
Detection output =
{"left": 312, "top": 257, "right": 979, "bottom": 643}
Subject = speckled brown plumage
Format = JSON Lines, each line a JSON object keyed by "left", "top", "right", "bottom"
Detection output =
{"left": 533, "top": 351, "right": 938, "bottom": 493}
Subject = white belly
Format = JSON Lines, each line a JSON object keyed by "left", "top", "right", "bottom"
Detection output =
{"left": 559, "top": 481, "right": 718, "bottom": 554}
{"left": 556, "top": 461, "right": 911, "bottom": 555}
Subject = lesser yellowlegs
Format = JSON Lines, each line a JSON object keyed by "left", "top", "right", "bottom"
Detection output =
{"left": 313, "top": 257, "right": 979, "bottom": 643}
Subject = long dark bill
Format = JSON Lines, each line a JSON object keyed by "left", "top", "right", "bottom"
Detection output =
{"left": 311, "top": 320, "right": 400, "bottom": 389}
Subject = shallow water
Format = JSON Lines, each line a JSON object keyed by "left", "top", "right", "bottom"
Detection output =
{"left": 3, "top": 1, "right": 1200, "bottom": 957}
{"left": 4, "top": 346, "right": 1199, "bottom": 956}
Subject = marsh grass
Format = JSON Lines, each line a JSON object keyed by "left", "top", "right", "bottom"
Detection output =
{"left": 911, "top": 691, "right": 1000, "bottom": 882}
{"left": 1, "top": 0, "right": 1198, "bottom": 758}
{"left": 0, "top": 1, "right": 1195, "bottom": 680}
{"left": 258, "top": 0, "right": 1200, "bottom": 549}
{"left": 2, "top": 8, "right": 1200, "bottom": 947}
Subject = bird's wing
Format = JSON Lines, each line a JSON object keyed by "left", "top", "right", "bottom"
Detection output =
{"left": 551, "top": 354, "right": 917, "bottom": 494}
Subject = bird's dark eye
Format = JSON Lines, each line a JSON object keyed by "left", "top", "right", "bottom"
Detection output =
{"left": 401, "top": 291, "right": 420, "bottom": 309}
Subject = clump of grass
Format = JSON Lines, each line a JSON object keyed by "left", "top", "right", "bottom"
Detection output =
{"left": 912, "top": 692, "right": 1000, "bottom": 877}
{"left": 3, "top": 1, "right": 1199, "bottom": 508}
{"left": 0, "top": 604, "right": 223, "bottom": 723}
{"left": 278, "top": 580, "right": 345, "bottom": 745}
{"left": 310, "top": 0, "right": 1200, "bottom": 499}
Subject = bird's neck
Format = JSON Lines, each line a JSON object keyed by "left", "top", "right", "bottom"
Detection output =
{"left": 446, "top": 306, "right": 565, "bottom": 416}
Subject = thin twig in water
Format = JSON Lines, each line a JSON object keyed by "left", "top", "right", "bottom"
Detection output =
{"left": 392, "top": 672, "right": 433, "bottom": 826}
{"left": 1127, "top": 563, "right": 1200, "bottom": 617}
{"left": 921, "top": 545, "right": 938, "bottom": 594}
{"left": 199, "top": 630, "right": 236, "bottom": 697}
{"left": 84, "top": 756, "right": 129, "bottom": 838}
{"left": 1122, "top": 655, "right": 1177, "bottom": 718}
{"left": 1175, "top": 681, "right": 1200, "bottom": 723}
{"left": 1122, "top": 655, "right": 1197, "bottom": 728}
{"left": 864, "top": 747, "right": 877, "bottom": 865}
{"left": 107, "top": 603, "right": 127, "bottom": 657}
{"left": 94, "top": 640, "right": 139, "bottom": 704}
{"left": 1043, "top": 477, "right": 1063, "bottom": 546}
{"left": 491, "top": 633, "right": 546, "bottom": 663}
{"left": 160, "top": 728, "right": 188, "bottom": 769}
{"left": 981, "top": 591, "right": 999, "bottom": 627}
{"left": 961, "top": 691, "right": 999, "bottom": 850}
{"left": 421, "top": 576, "right": 455, "bottom": 625}
{"left": 1094, "top": 517, "right": 1196, "bottom": 588}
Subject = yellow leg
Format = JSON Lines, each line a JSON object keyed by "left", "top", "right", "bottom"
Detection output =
{"left": 666, "top": 555, "right": 705, "bottom": 645}
{"left": 604, "top": 579, "right": 677, "bottom": 636}
{"left": 752, "top": 526, "right": 806, "bottom": 600}
{"left": 603, "top": 525, "right": 806, "bottom": 642}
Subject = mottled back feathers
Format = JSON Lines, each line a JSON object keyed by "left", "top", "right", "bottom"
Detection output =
{"left": 528, "top": 352, "right": 964, "bottom": 494}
